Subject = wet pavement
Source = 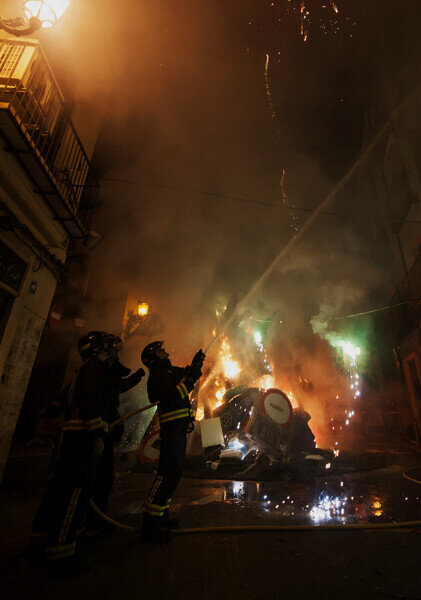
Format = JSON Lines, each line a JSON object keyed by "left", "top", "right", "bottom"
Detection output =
{"left": 112, "top": 456, "right": 421, "bottom": 529}
{"left": 1, "top": 451, "right": 420, "bottom": 600}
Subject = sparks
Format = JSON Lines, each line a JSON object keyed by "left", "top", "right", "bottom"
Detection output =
{"left": 264, "top": 54, "right": 276, "bottom": 119}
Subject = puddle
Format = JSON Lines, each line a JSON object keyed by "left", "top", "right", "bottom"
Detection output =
{"left": 188, "top": 478, "right": 421, "bottom": 525}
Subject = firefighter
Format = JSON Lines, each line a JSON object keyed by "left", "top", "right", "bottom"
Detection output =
{"left": 140, "top": 341, "right": 205, "bottom": 543}
{"left": 87, "top": 345, "right": 145, "bottom": 532}
{"left": 30, "top": 331, "right": 121, "bottom": 576}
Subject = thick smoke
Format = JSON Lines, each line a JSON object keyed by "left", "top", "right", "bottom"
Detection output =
{"left": 42, "top": 1, "right": 419, "bottom": 446}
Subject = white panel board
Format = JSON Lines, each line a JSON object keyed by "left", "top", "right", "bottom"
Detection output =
{"left": 200, "top": 417, "right": 224, "bottom": 448}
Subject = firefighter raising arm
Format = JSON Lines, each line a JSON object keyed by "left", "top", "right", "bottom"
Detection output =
{"left": 140, "top": 341, "right": 205, "bottom": 543}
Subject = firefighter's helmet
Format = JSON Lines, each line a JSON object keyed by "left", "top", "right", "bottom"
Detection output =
{"left": 78, "top": 331, "right": 122, "bottom": 361}
{"left": 141, "top": 341, "right": 164, "bottom": 368}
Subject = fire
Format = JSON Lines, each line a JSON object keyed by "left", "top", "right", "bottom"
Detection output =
{"left": 286, "top": 390, "right": 299, "bottom": 409}
{"left": 220, "top": 336, "right": 241, "bottom": 380}
{"left": 214, "top": 378, "right": 226, "bottom": 409}
{"left": 195, "top": 407, "right": 204, "bottom": 421}
{"left": 254, "top": 374, "right": 275, "bottom": 389}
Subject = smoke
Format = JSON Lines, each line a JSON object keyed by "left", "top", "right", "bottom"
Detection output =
{"left": 34, "top": 1, "right": 420, "bottom": 448}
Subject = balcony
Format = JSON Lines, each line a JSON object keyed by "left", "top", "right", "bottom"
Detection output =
{"left": 0, "top": 38, "right": 99, "bottom": 238}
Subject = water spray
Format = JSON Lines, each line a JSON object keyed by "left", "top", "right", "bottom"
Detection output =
{"left": 203, "top": 86, "right": 420, "bottom": 357}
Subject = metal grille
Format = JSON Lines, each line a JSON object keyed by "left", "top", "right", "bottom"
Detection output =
{"left": 0, "top": 43, "right": 24, "bottom": 78}
{"left": 0, "top": 39, "right": 99, "bottom": 238}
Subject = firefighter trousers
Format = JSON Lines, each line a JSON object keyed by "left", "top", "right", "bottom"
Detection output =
{"left": 31, "top": 432, "right": 100, "bottom": 561}
{"left": 86, "top": 436, "right": 115, "bottom": 526}
{"left": 143, "top": 420, "right": 188, "bottom": 524}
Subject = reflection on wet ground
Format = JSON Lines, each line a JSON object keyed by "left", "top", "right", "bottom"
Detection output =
{"left": 111, "top": 463, "right": 421, "bottom": 527}
{"left": 186, "top": 474, "right": 421, "bottom": 524}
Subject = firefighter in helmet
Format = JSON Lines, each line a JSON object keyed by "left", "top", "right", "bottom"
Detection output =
{"left": 140, "top": 341, "right": 205, "bottom": 543}
{"left": 86, "top": 336, "right": 146, "bottom": 533}
{"left": 30, "top": 331, "right": 125, "bottom": 575}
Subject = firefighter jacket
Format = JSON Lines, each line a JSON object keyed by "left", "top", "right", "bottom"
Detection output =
{"left": 108, "top": 361, "right": 145, "bottom": 442}
{"left": 62, "top": 357, "right": 113, "bottom": 440}
{"left": 147, "top": 358, "right": 195, "bottom": 428}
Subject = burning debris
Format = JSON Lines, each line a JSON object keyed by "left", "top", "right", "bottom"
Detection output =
{"left": 126, "top": 286, "right": 377, "bottom": 483}
{"left": 135, "top": 314, "right": 346, "bottom": 478}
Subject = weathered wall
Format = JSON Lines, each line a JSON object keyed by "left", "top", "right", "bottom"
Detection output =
{"left": 0, "top": 229, "right": 59, "bottom": 480}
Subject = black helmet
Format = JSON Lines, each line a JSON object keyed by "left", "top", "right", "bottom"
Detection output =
{"left": 141, "top": 341, "right": 164, "bottom": 368}
{"left": 78, "top": 331, "right": 122, "bottom": 361}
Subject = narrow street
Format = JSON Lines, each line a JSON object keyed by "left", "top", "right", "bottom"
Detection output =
{"left": 1, "top": 450, "right": 420, "bottom": 599}
{"left": 0, "top": 1, "right": 421, "bottom": 597}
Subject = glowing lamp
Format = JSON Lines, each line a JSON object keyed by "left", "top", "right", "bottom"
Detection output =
{"left": 138, "top": 302, "right": 149, "bottom": 317}
{"left": 24, "top": 0, "right": 70, "bottom": 28}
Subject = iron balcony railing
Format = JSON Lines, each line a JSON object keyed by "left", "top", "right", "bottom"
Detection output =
{"left": 0, "top": 38, "right": 99, "bottom": 238}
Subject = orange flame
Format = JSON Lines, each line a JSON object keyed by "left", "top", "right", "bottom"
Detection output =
{"left": 220, "top": 336, "right": 241, "bottom": 380}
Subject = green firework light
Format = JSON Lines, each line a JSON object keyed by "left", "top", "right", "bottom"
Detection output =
{"left": 341, "top": 341, "right": 361, "bottom": 362}
{"left": 253, "top": 330, "right": 263, "bottom": 346}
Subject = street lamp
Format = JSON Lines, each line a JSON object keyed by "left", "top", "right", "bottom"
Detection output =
{"left": 0, "top": 0, "right": 69, "bottom": 37}
{"left": 138, "top": 302, "right": 149, "bottom": 317}
{"left": 123, "top": 301, "right": 151, "bottom": 340}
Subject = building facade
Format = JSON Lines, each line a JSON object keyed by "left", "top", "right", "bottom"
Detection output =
{"left": 362, "top": 90, "right": 421, "bottom": 444}
{"left": 0, "top": 30, "right": 101, "bottom": 481}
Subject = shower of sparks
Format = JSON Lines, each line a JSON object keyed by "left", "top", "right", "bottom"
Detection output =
{"left": 263, "top": 54, "right": 300, "bottom": 236}
{"left": 295, "top": 0, "right": 343, "bottom": 41}
{"left": 258, "top": 1, "right": 353, "bottom": 42}
{"left": 309, "top": 492, "right": 348, "bottom": 523}
{"left": 281, "top": 168, "right": 300, "bottom": 235}
{"left": 329, "top": 340, "right": 362, "bottom": 452}
{"left": 264, "top": 54, "right": 277, "bottom": 119}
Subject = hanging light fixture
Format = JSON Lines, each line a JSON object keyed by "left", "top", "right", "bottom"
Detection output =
{"left": 24, "top": 0, "right": 70, "bottom": 28}
{"left": 0, "top": 0, "right": 70, "bottom": 36}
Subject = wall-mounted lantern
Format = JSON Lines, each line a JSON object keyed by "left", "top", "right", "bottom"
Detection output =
{"left": 138, "top": 302, "right": 149, "bottom": 317}
{"left": 122, "top": 301, "right": 151, "bottom": 341}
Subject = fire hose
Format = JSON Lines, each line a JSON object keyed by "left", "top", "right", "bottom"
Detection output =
{"left": 402, "top": 467, "right": 421, "bottom": 486}
{"left": 89, "top": 404, "right": 421, "bottom": 534}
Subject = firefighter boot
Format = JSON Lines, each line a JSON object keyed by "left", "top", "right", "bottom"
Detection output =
{"left": 163, "top": 509, "right": 180, "bottom": 529}
{"left": 141, "top": 512, "right": 172, "bottom": 544}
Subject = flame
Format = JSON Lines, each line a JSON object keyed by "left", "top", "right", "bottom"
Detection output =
{"left": 254, "top": 374, "right": 275, "bottom": 389}
{"left": 214, "top": 378, "right": 226, "bottom": 409}
{"left": 286, "top": 390, "right": 299, "bottom": 409}
{"left": 196, "top": 407, "right": 204, "bottom": 421}
{"left": 220, "top": 337, "right": 241, "bottom": 380}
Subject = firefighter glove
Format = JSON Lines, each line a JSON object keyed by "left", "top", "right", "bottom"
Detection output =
{"left": 192, "top": 349, "right": 206, "bottom": 368}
